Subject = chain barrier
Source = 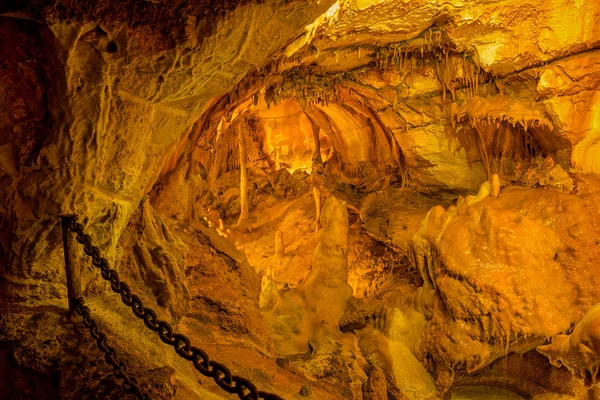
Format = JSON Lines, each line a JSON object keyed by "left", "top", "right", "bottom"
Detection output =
{"left": 65, "top": 216, "right": 284, "bottom": 400}
{"left": 73, "top": 297, "right": 149, "bottom": 399}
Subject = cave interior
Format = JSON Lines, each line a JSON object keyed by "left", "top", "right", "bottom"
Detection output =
{"left": 1, "top": 0, "right": 600, "bottom": 399}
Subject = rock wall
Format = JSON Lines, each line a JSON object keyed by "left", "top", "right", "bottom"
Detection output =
{"left": 0, "top": 0, "right": 335, "bottom": 302}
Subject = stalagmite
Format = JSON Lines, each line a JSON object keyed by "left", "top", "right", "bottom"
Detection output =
{"left": 472, "top": 179, "right": 492, "bottom": 203}
{"left": 490, "top": 173, "right": 501, "bottom": 198}
{"left": 259, "top": 264, "right": 279, "bottom": 312}
{"left": 300, "top": 195, "right": 352, "bottom": 328}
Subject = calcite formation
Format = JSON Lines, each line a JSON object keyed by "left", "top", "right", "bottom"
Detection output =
{"left": 412, "top": 183, "right": 600, "bottom": 392}
{"left": 2, "top": 0, "right": 600, "bottom": 399}
{"left": 538, "top": 304, "right": 600, "bottom": 388}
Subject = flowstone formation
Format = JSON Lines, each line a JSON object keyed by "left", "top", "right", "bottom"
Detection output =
{"left": 538, "top": 304, "right": 600, "bottom": 389}
{"left": 2, "top": 0, "right": 600, "bottom": 399}
{"left": 412, "top": 182, "right": 600, "bottom": 394}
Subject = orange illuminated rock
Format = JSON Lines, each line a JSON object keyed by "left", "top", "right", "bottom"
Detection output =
{"left": 538, "top": 304, "right": 600, "bottom": 388}
{"left": 412, "top": 185, "right": 600, "bottom": 392}
{"left": 2, "top": 0, "right": 600, "bottom": 398}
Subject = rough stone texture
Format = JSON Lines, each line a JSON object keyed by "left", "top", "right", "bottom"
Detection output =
{"left": 2, "top": 0, "right": 600, "bottom": 399}
{"left": 0, "top": 0, "right": 336, "bottom": 303}
{"left": 538, "top": 303, "right": 600, "bottom": 388}
{"left": 412, "top": 184, "right": 600, "bottom": 393}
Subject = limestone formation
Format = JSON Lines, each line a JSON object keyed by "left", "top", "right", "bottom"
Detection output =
{"left": 538, "top": 304, "right": 600, "bottom": 388}
{"left": 2, "top": 0, "right": 600, "bottom": 399}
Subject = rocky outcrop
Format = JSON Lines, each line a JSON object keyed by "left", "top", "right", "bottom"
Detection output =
{"left": 0, "top": 0, "right": 335, "bottom": 303}
{"left": 411, "top": 184, "right": 600, "bottom": 393}
{"left": 538, "top": 304, "right": 600, "bottom": 388}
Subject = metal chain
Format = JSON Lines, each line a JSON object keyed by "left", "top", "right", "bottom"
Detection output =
{"left": 73, "top": 297, "right": 149, "bottom": 400}
{"left": 65, "top": 216, "right": 284, "bottom": 400}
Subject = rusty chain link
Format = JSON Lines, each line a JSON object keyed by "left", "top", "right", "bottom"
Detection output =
{"left": 73, "top": 297, "right": 149, "bottom": 400}
{"left": 65, "top": 216, "right": 284, "bottom": 400}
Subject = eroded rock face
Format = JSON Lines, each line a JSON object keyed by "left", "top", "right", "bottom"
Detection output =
{"left": 411, "top": 185, "right": 600, "bottom": 393}
{"left": 2, "top": 0, "right": 600, "bottom": 399}
{"left": 117, "top": 198, "right": 190, "bottom": 320}
{"left": 538, "top": 304, "right": 600, "bottom": 388}
{"left": 0, "top": 0, "right": 336, "bottom": 304}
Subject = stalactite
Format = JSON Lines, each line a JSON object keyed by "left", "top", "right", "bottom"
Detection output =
{"left": 473, "top": 122, "right": 492, "bottom": 179}
{"left": 275, "top": 230, "right": 285, "bottom": 256}
{"left": 236, "top": 118, "right": 249, "bottom": 228}
{"left": 498, "top": 123, "right": 513, "bottom": 175}
{"left": 313, "top": 186, "right": 321, "bottom": 235}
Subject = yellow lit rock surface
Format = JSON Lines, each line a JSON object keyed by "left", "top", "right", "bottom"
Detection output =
{"left": 2, "top": 0, "right": 600, "bottom": 399}
{"left": 412, "top": 184, "right": 600, "bottom": 392}
{"left": 538, "top": 303, "right": 600, "bottom": 388}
